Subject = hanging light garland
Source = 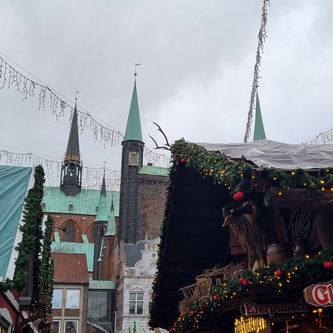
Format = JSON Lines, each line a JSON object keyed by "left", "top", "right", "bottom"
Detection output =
{"left": 0, "top": 147, "right": 170, "bottom": 190}
{"left": 0, "top": 54, "right": 172, "bottom": 168}
{"left": 0, "top": 55, "right": 122, "bottom": 146}
{"left": 0, "top": 148, "right": 121, "bottom": 190}
{"left": 303, "top": 128, "right": 333, "bottom": 145}
{"left": 0, "top": 54, "right": 171, "bottom": 187}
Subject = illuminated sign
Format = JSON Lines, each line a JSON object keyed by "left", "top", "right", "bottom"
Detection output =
{"left": 234, "top": 316, "right": 268, "bottom": 333}
{"left": 304, "top": 279, "right": 333, "bottom": 307}
{"left": 240, "top": 300, "right": 308, "bottom": 317}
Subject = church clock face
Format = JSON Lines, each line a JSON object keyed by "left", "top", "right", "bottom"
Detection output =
{"left": 128, "top": 151, "right": 139, "bottom": 166}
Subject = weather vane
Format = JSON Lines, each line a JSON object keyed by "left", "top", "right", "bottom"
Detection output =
{"left": 75, "top": 90, "right": 79, "bottom": 102}
{"left": 134, "top": 63, "right": 142, "bottom": 78}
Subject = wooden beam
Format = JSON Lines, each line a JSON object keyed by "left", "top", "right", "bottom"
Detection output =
{"left": 264, "top": 187, "right": 333, "bottom": 209}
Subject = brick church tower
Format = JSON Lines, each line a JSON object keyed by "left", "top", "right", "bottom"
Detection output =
{"left": 119, "top": 77, "right": 144, "bottom": 244}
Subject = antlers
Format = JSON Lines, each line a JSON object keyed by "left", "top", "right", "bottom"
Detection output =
{"left": 149, "top": 122, "right": 171, "bottom": 151}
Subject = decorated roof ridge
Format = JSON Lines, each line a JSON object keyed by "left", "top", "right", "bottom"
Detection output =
{"left": 253, "top": 92, "right": 266, "bottom": 141}
{"left": 64, "top": 100, "right": 81, "bottom": 163}
{"left": 171, "top": 138, "right": 333, "bottom": 193}
{"left": 124, "top": 80, "right": 143, "bottom": 142}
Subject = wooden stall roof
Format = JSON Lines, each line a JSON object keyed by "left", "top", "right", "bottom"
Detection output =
{"left": 150, "top": 139, "right": 333, "bottom": 329}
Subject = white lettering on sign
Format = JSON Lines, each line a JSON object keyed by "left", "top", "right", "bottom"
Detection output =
{"left": 241, "top": 300, "right": 308, "bottom": 317}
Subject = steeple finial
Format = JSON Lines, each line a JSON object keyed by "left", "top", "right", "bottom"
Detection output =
{"left": 134, "top": 63, "right": 142, "bottom": 81}
{"left": 64, "top": 99, "right": 80, "bottom": 162}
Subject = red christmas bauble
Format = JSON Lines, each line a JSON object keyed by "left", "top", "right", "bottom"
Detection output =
{"left": 233, "top": 191, "right": 245, "bottom": 201}
{"left": 180, "top": 158, "right": 186, "bottom": 163}
{"left": 239, "top": 277, "right": 244, "bottom": 283}
{"left": 275, "top": 269, "right": 283, "bottom": 277}
{"left": 213, "top": 295, "right": 218, "bottom": 301}
{"left": 323, "top": 261, "right": 333, "bottom": 270}
{"left": 241, "top": 279, "right": 248, "bottom": 286}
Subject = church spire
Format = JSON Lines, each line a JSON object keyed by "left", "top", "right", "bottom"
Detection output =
{"left": 253, "top": 92, "right": 266, "bottom": 141}
{"left": 124, "top": 81, "right": 143, "bottom": 142}
{"left": 93, "top": 171, "right": 109, "bottom": 278}
{"left": 65, "top": 100, "right": 80, "bottom": 161}
{"left": 100, "top": 168, "right": 107, "bottom": 196}
{"left": 60, "top": 95, "right": 82, "bottom": 196}
{"left": 124, "top": 64, "right": 143, "bottom": 142}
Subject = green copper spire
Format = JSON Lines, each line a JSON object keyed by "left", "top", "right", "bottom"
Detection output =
{"left": 253, "top": 92, "right": 266, "bottom": 141}
{"left": 105, "top": 198, "right": 116, "bottom": 236}
{"left": 95, "top": 171, "right": 109, "bottom": 222}
{"left": 124, "top": 81, "right": 143, "bottom": 142}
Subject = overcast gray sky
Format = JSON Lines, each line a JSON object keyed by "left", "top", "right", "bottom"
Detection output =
{"left": 1, "top": 0, "right": 333, "bottom": 177}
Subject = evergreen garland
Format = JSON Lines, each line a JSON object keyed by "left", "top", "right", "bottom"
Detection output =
{"left": 171, "top": 139, "right": 333, "bottom": 193}
{"left": 169, "top": 249, "right": 333, "bottom": 332}
{"left": 0, "top": 165, "right": 53, "bottom": 306}
{"left": 39, "top": 215, "right": 55, "bottom": 330}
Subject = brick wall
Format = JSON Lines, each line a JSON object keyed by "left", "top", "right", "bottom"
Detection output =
{"left": 138, "top": 174, "right": 168, "bottom": 240}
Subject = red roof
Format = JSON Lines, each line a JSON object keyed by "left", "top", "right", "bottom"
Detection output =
{"left": 51, "top": 253, "right": 89, "bottom": 283}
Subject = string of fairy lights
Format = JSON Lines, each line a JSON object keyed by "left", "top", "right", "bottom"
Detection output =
{"left": 0, "top": 147, "right": 121, "bottom": 190}
{"left": 244, "top": 0, "right": 270, "bottom": 143}
{"left": 0, "top": 54, "right": 121, "bottom": 146}
{"left": 302, "top": 127, "right": 333, "bottom": 145}
{"left": 0, "top": 54, "right": 171, "bottom": 189}
{"left": 0, "top": 146, "right": 170, "bottom": 190}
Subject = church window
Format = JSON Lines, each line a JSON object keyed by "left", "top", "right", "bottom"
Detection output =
{"left": 64, "top": 220, "right": 75, "bottom": 242}
{"left": 129, "top": 292, "right": 144, "bottom": 315}
{"left": 128, "top": 151, "right": 139, "bottom": 166}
